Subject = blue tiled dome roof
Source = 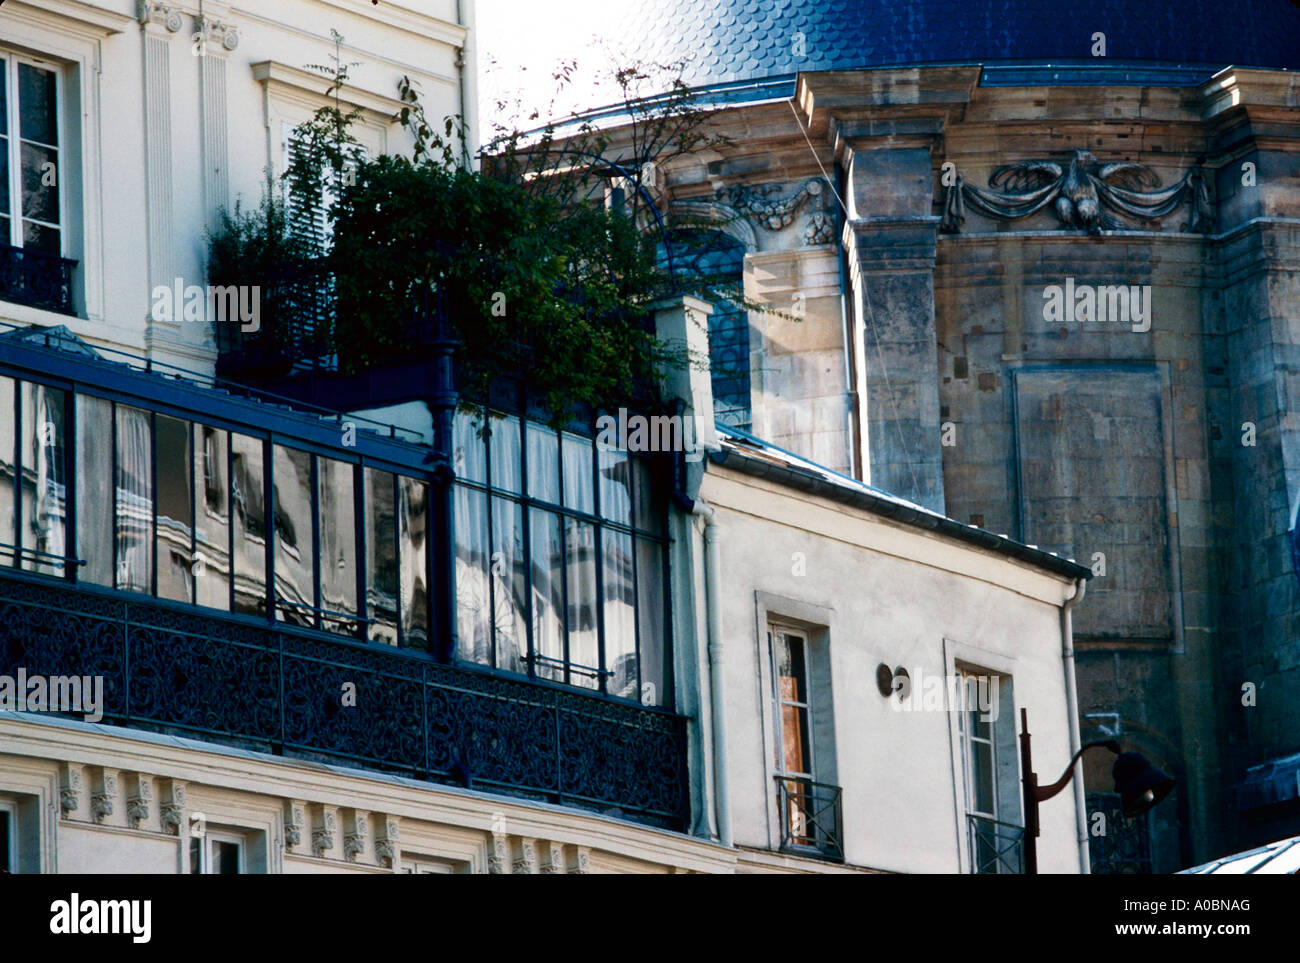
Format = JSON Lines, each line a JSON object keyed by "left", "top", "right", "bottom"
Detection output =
{"left": 616, "top": 0, "right": 1300, "bottom": 92}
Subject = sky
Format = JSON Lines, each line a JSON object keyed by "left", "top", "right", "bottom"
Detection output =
{"left": 474, "top": 0, "right": 638, "bottom": 129}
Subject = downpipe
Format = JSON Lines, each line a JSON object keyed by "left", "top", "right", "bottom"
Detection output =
{"left": 692, "top": 496, "right": 732, "bottom": 848}
{"left": 1061, "top": 576, "right": 1089, "bottom": 873}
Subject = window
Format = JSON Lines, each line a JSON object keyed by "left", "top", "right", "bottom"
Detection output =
{"left": 281, "top": 122, "right": 364, "bottom": 251}
{"left": 768, "top": 622, "right": 841, "bottom": 859}
{"left": 189, "top": 830, "right": 244, "bottom": 875}
{"left": 957, "top": 667, "right": 1021, "bottom": 873}
{"left": 453, "top": 408, "right": 670, "bottom": 704}
{"left": 1, "top": 55, "right": 62, "bottom": 256}
{"left": 0, "top": 799, "right": 14, "bottom": 874}
{"left": 0, "top": 53, "right": 75, "bottom": 316}
{"left": 0, "top": 373, "right": 429, "bottom": 648}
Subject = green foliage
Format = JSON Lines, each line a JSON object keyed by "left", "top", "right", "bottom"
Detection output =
{"left": 208, "top": 36, "right": 754, "bottom": 418}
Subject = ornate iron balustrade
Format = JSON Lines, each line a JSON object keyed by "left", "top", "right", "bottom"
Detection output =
{"left": 0, "top": 567, "right": 689, "bottom": 829}
{"left": 0, "top": 242, "right": 77, "bottom": 316}
{"left": 775, "top": 776, "right": 843, "bottom": 861}
{"left": 967, "top": 813, "right": 1024, "bottom": 874}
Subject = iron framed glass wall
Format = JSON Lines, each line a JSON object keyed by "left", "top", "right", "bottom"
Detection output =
{"left": 0, "top": 371, "right": 432, "bottom": 651}
{"left": 452, "top": 405, "right": 672, "bottom": 707}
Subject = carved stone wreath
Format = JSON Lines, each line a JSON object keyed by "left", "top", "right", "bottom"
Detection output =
{"left": 941, "top": 149, "right": 1212, "bottom": 235}
{"left": 716, "top": 178, "right": 835, "bottom": 245}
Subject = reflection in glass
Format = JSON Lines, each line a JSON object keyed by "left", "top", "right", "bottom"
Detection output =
{"left": 20, "top": 382, "right": 66, "bottom": 576}
{"left": 635, "top": 538, "right": 666, "bottom": 706}
{"left": 154, "top": 415, "right": 193, "bottom": 602}
{"left": 491, "top": 496, "right": 525, "bottom": 672}
{"left": 454, "top": 485, "right": 490, "bottom": 665}
{"left": 364, "top": 468, "right": 397, "bottom": 645}
{"left": 318, "top": 457, "right": 357, "bottom": 634}
{"left": 488, "top": 412, "right": 521, "bottom": 494}
{"left": 75, "top": 394, "right": 113, "bottom": 585}
{"left": 598, "top": 444, "right": 632, "bottom": 525}
{"left": 230, "top": 433, "right": 266, "bottom": 616}
{"left": 114, "top": 405, "right": 152, "bottom": 593}
{"left": 273, "top": 445, "right": 314, "bottom": 626}
{"left": 562, "top": 433, "right": 593, "bottom": 515}
{"left": 452, "top": 408, "right": 486, "bottom": 482}
{"left": 602, "top": 528, "right": 636, "bottom": 699}
{"left": 194, "top": 426, "right": 229, "bottom": 609}
{"left": 0, "top": 377, "right": 14, "bottom": 566}
{"left": 529, "top": 508, "right": 564, "bottom": 682}
{"left": 398, "top": 476, "right": 428, "bottom": 650}
{"left": 633, "top": 458, "right": 665, "bottom": 536}
{"left": 565, "top": 518, "right": 598, "bottom": 689}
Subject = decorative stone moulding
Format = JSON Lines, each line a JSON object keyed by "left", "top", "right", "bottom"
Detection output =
{"left": 160, "top": 782, "right": 186, "bottom": 835}
{"left": 194, "top": 14, "right": 240, "bottom": 51}
{"left": 136, "top": 1, "right": 183, "bottom": 32}
{"left": 717, "top": 178, "right": 834, "bottom": 245}
{"left": 941, "top": 149, "right": 1212, "bottom": 235}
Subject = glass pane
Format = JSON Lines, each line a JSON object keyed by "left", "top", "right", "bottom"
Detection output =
{"left": 273, "top": 445, "right": 314, "bottom": 626}
{"left": 632, "top": 457, "right": 666, "bottom": 535}
{"left": 154, "top": 415, "right": 193, "bottom": 602}
{"left": 18, "top": 63, "right": 57, "bottom": 146}
{"left": 213, "top": 841, "right": 240, "bottom": 875}
{"left": 525, "top": 422, "right": 559, "bottom": 504}
{"left": 398, "top": 476, "right": 428, "bottom": 650}
{"left": 490, "top": 496, "right": 525, "bottom": 672}
{"left": 602, "top": 528, "right": 636, "bottom": 698}
{"left": 971, "top": 741, "right": 995, "bottom": 815}
{"left": 22, "top": 221, "right": 58, "bottom": 255}
{"left": 0, "top": 377, "right": 15, "bottom": 566}
{"left": 21, "top": 141, "right": 59, "bottom": 225}
{"left": 189, "top": 837, "right": 201, "bottom": 875}
{"left": 781, "top": 703, "right": 810, "bottom": 776}
{"left": 75, "top": 394, "right": 112, "bottom": 585}
{"left": 114, "top": 405, "right": 152, "bottom": 593}
{"left": 230, "top": 433, "right": 266, "bottom": 616}
{"left": 318, "top": 458, "right": 357, "bottom": 634}
{"left": 20, "top": 382, "right": 66, "bottom": 576}
{"left": 562, "top": 433, "right": 593, "bottom": 515}
{"left": 194, "top": 426, "right": 229, "bottom": 609}
{"left": 452, "top": 408, "right": 486, "bottom": 483}
{"left": 454, "top": 485, "right": 490, "bottom": 664}
{"left": 487, "top": 412, "right": 520, "bottom": 494}
{"left": 529, "top": 508, "right": 564, "bottom": 682}
{"left": 635, "top": 538, "right": 666, "bottom": 706}
{"left": 775, "top": 632, "right": 808, "bottom": 704}
{"left": 0, "top": 142, "right": 9, "bottom": 217}
{"left": 0, "top": 61, "right": 7, "bottom": 135}
{"left": 364, "top": 468, "right": 398, "bottom": 644}
{"left": 565, "top": 518, "right": 598, "bottom": 688}
{"left": 598, "top": 445, "right": 632, "bottom": 526}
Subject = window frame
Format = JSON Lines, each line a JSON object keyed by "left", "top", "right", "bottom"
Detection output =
{"left": 0, "top": 49, "right": 67, "bottom": 257}
{"left": 190, "top": 828, "right": 245, "bottom": 875}
{"left": 0, "top": 797, "right": 16, "bottom": 873}
{"left": 450, "top": 403, "right": 673, "bottom": 706}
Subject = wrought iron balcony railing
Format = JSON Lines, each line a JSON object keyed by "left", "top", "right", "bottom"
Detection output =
{"left": 0, "top": 566, "right": 690, "bottom": 829}
{"left": 967, "top": 813, "right": 1025, "bottom": 874}
{"left": 775, "top": 776, "right": 844, "bottom": 861}
{"left": 0, "top": 242, "right": 77, "bottom": 316}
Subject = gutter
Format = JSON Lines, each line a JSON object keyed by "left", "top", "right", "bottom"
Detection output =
{"left": 709, "top": 445, "right": 1092, "bottom": 581}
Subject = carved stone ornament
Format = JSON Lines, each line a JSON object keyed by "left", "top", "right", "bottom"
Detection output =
{"left": 136, "top": 1, "right": 184, "bottom": 32}
{"left": 718, "top": 178, "right": 834, "bottom": 245}
{"left": 487, "top": 833, "right": 509, "bottom": 874}
{"left": 375, "top": 817, "right": 400, "bottom": 868}
{"left": 194, "top": 14, "right": 241, "bottom": 52}
{"left": 60, "top": 765, "right": 83, "bottom": 816}
{"left": 91, "top": 771, "right": 117, "bottom": 824}
{"left": 284, "top": 805, "right": 305, "bottom": 849}
{"left": 941, "top": 149, "right": 1212, "bottom": 236}
{"left": 312, "top": 809, "right": 337, "bottom": 858}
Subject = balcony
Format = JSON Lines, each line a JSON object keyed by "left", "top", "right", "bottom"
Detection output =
{"left": 775, "top": 776, "right": 844, "bottom": 861}
{"left": 967, "top": 813, "right": 1024, "bottom": 873}
{"left": 0, "top": 565, "right": 690, "bottom": 828}
{"left": 0, "top": 242, "right": 77, "bottom": 316}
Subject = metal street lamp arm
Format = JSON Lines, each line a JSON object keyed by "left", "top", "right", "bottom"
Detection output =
{"left": 1033, "top": 739, "right": 1121, "bottom": 803}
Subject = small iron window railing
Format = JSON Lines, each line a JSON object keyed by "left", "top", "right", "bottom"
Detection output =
{"left": 775, "top": 776, "right": 843, "bottom": 861}
{"left": 0, "top": 242, "right": 77, "bottom": 316}
{"left": 967, "top": 813, "right": 1024, "bottom": 874}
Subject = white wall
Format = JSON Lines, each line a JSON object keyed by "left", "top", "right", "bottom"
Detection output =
{"left": 697, "top": 465, "right": 1083, "bottom": 873}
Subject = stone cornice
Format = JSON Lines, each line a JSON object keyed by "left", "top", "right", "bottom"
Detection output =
{"left": 2, "top": 0, "right": 136, "bottom": 34}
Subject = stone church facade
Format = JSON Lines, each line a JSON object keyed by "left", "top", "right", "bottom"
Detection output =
{"left": 586, "top": 0, "right": 1300, "bottom": 870}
